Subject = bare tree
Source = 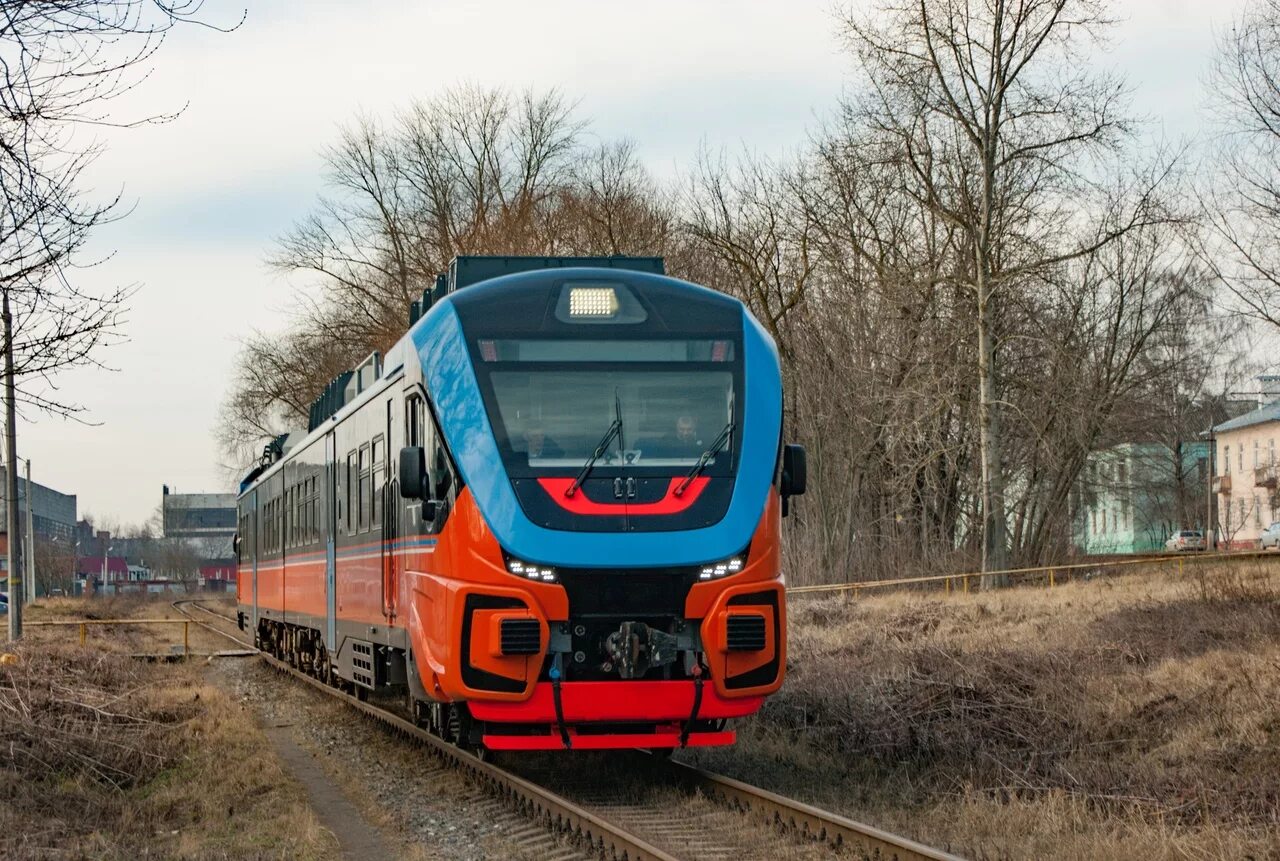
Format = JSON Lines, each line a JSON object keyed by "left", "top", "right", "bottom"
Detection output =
{"left": 1, "top": 1, "right": 238, "bottom": 636}
{"left": 1, "top": 1, "right": 241, "bottom": 414}
{"left": 839, "top": 0, "right": 1166, "bottom": 581}
{"left": 1207, "top": 0, "right": 1280, "bottom": 330}
{"left": 682, "top": 149, "right": 818, "bottom": 355}
{"left": 223, "top": 86, "right": 672, "bottom": 470}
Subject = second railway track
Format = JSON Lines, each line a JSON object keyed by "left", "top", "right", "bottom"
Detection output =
{"left": 174, "top": 599, "right": 962, "bottom": 861}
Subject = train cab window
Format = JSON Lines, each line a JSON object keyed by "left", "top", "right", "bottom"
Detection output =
{"left": 473, "top": 338, "right": 741, "bottom": 474}
{"left": 358, "top": 444, "right": 370, "bottom": 533}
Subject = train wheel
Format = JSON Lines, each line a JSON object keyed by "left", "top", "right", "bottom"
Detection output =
{"left": 428, "top": 702, "right": 446, "bottom": 738}
{"left": 315, "top": 644, "right": 330, "bottom": 684}
{"left": 450, "top": 705, "right": 486, "bottom": 755}
{"left": 443, "top": 704, "right": 461, "bottom": 745}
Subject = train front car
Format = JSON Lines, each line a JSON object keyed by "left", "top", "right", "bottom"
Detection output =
{"left": 407, "top": 264, "right": 801, "bottom": 751}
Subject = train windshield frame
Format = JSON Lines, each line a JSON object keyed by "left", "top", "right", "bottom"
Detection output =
{"left": 469, "top": 337, "right": 744, "bottom": 478}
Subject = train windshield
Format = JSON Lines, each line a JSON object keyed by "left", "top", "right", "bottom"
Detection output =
{"left": 475, "top": 339, "right": 739, "bottom": 472}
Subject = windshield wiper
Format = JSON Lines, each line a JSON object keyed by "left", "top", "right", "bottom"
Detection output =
{"left": 675, "top": 422, "right": 733, "bottom": 497}
{"left": 566, "top": 394, "right": 625, "bottom": 498}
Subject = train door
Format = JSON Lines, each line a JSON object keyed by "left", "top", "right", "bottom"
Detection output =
{"left": 325, "top": 431, "right": 337, "bottom": 649}
{"left": 381, "top": 397, "right": 397, "bottom": 620}
{"left": 249, "top": 489, "right": 259, "bottom": 633}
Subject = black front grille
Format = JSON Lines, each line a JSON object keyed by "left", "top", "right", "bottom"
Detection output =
{"left": 500, "top": 618, "right": 541, "bottom": 655}
{"left": 556, "top": 568, "right": 700, "bottom": 617}
{"left": 726, "top": 614, "right": 766, "bottom": 651}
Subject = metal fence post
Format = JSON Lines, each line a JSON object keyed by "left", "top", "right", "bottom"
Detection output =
{"left": 1049, "top": 569, "right": 1056, "bottom": 589}
{"left": 79, "top": 622, "right": 86, "bottom": 646}
{"left": 183, "top": 621, "right": 189, "bottom": 659}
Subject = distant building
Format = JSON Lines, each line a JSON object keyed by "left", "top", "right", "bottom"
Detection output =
{"left": 1075, "top": 441, "right": 1211, "bottom": 554}
{"left": 77, "top": 556, "right": 128, "bottom": 582}
{"left": 161, "top": 486, "right": 236, "bottom": 556}
{"left": 0, "top": 466, "right": 76, "bottom": 543}
{"left": 199, "top": 562, "right": 236, "bottom": 592}
{"left": 1212, "top": 379, "right": 1280, "bottom": 549}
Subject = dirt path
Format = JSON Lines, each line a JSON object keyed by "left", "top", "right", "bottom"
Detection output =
{"left": 211, "top": 658, "right": 588, "bottom": 861}
{"left": 263, "top": 724, "right": 398, "bottom": 860}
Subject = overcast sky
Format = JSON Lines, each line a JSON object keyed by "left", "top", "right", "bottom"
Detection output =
{"left": 24, "top": 0, "right": 1253, "bottom": 526}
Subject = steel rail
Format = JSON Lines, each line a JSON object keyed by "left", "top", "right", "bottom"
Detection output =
{"left": 175, "top": 600, "right": 962, "bottom": 861}
{"left": 662, "top": 759, "right": 962, "bottom": 861}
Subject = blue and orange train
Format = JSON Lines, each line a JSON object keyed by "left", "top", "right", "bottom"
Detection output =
{"left": 235, "top": 256, "right": 806, "bottom": 751}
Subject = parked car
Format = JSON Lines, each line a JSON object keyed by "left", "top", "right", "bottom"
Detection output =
{"left": 1165, "top": 530, "right": 1207, "bottom": 552}
{"left": 1261, "top": 522, "right": 1280, "bottom": 550}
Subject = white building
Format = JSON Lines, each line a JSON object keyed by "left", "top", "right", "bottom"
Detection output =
{"left": 1212, "top": 377, "right": 1280, "bottom": 548}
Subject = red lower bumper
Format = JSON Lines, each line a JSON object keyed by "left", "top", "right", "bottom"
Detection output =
{"left": 483, "top": 729, "right": 735, "bottom": 750}
{"left": 467, "top": 680, "right": 764, "bottom": 723}
{"left": 471, "top": 680, "right": 761, "bottom": 751}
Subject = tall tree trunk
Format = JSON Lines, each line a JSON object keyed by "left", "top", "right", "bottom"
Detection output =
{"left": 977, "top": 273, "right": 1010, "bottom": 586}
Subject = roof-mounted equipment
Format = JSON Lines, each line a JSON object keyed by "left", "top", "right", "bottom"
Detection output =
{"left": 407, "top": 255, "right": 665, "bottom": 325}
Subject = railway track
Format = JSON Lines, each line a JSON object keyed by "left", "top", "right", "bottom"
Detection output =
{"left": 173, "top": 599, "right": 962, "bottom": 861}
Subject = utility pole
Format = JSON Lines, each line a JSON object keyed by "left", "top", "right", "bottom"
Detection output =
{"left": 4, "top": 288, "right": 20, "bottom": 641}
{"left": 24, "top": 459, "right": 35, "bottom": 602}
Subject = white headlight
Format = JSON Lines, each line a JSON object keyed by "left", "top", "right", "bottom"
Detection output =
{"left": 699, "top": 556, "right": 745, "bottom": 581}
{"left": 568, "top": 286, "right": 619, "bottom": 318}
{"left": 506, "top": 556, "right": 557, "bottom": 583}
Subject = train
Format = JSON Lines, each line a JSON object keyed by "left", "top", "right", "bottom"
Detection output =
{"left": 235, "top": 255, "right": 806, "bottom": 751}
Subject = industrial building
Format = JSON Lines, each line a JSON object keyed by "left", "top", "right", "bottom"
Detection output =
{"left": 161, "top": 486, "right": 236, "bottom": 556}
{"left": 0, "top": 466, "right": 77, "bottom": 543}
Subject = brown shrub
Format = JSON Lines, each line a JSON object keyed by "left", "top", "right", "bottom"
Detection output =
{"left": 0, "top": 643, "right": 197, "bottom": 857}
{"left": 689, "top": 563, "right": 1280, "bottom": 858}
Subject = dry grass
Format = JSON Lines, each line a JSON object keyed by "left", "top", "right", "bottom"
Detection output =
{"left": 686, "top": 558, "right": 1280, "bottom": 860}
{"left": 0, "top": 639, "right": 336, "bottom": 859}
{"left": 23, "top": 594, "right": 240, "bottom": 656}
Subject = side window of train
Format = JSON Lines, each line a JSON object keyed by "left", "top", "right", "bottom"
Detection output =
{"left": 424, "top": 401, "right": 457, "bottom": 535}
{"left": 371, "top": 435, "right": 384, "bottom": 527}
{"left": 358, "top": 444, "right": 371, "bottom": 533}
{"left": 432, "top": 444, "right": 453, "bottom": 502}
{"left": 406, "top": 394, "right": 421, "bottom": 447}
{"left": 304, "top": 473, "right": 314, "bottom": 539}
{"left": 334, "top": 460, "right": 342, "bottom": 530}
{"left": 346, "top": 451, "right": 356, "bottom": 536}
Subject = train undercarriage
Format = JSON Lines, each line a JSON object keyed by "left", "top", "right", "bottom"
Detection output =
{"left": 248, "top": 615, "right": 750, "bottom": 752}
